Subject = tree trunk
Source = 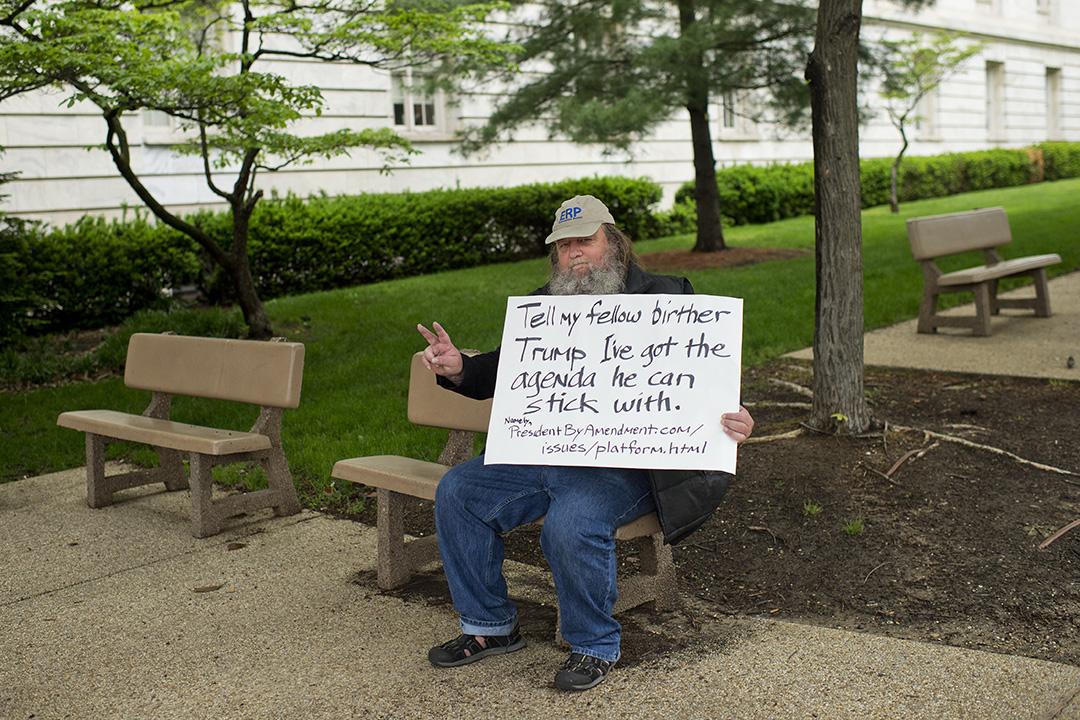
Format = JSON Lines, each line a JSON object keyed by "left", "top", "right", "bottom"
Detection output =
{"left": 228, "top": 201, "right": 273, "bottom": 339}
{"left": 678, "top": 0, "right": 726, "bottom": 253}
{"left": 889, "top": 158, "right": 900, "bottom": 214}
{"left": 889, "top": 126, "right": 909, "bottom": 214}
{"left": 804, "top": 0, "right": 872, "bottom": 435}
{"left": 689, "top": 103, "right": 727, "bottom": 252}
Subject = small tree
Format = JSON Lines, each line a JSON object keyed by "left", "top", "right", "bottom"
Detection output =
{"left": 1, "top": 0, "right": 513, "bottom": 337}
{"left": 879, "top": 31, "right": 983, "bottom": 213}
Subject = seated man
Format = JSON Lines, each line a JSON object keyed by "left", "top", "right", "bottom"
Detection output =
{"left": 417, "top": 194, "right": 754, "bottom": 691}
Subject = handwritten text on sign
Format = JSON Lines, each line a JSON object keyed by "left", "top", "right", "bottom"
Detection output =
{"left": 485, "top": 294, "right": 743, "bottom": 472}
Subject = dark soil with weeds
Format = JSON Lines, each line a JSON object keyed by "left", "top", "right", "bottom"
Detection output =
{"left": 683, "top": 360, "right": 1080, "bottom": 667}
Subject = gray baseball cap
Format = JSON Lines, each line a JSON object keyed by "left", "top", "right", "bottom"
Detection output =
{"left": 545, "top": 195, "right": 616, "bottom": 244}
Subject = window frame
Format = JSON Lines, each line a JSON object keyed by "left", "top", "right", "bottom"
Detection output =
{"left": 390, "top": 68, "right": 454, "bottom": 139}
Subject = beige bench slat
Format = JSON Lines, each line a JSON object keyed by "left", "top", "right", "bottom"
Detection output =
{"left": 58, "top": 409, "right": 272, "bottom": 456}
{"left": 936, "top": 253, "right": 1061, "bottom": 286}
{"left": 613, "top": 511, "right": 662, "bottom": 540}
{"left": 125, "top": 333, "right": 305, "bottom": 409}
{"left": 331, "top": 455, "right": 662, "bottom": 539}
{"left": 331, "top": 456, "right": 445, "bottom": 501}
{"left": 907, "top": 206, "right": 1012, "bottom": 259}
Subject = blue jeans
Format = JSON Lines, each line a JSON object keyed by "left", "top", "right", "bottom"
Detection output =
{"left": 434, "top": 457, "right": 655, "bottom": 662}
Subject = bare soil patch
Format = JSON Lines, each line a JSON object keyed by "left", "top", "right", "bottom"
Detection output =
{"left": 639, "top": 246, "right": 810, "bottom": 273}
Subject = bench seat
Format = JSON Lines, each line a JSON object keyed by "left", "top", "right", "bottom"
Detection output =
{"left": 331, "top": 455, "right": 663, "bottom": 540}
{"left": 58, "top": 410, "right": 273, "bottom": 456}
{"left": 936, "top": 253, "right": 1061, "bottom": 287}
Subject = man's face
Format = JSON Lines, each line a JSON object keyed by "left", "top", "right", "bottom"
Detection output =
{"left": 548, "top": 226, "right": 625, "bottom": 296}
{"left": 555, "top": 227, "right": 610, "bottom": 278}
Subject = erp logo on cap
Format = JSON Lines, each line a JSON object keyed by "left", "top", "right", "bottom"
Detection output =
{"left": 558, "top": 206, "right": 584, "bottom": 224}
{"left": 545, "top": 195, "right": 616, "bottom": 244}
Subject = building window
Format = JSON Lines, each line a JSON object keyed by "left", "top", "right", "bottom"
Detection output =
{"left": 392, "top": 70, "right": 446, "bottom": 135}
{"left": 716, "top": 90, "right": 757, "bottom": 139}
{"left": 985, "top": 61, "right": 1005, "bottom": 139}
{"left": 1036, "top": 0, "right": 1051, "bottom": 16}
{"left": 141, "top": 110, "right": 195, "bottom": 146}
{"left": 914, "top": 88, "right": 940, "bottom": 140}
{"left": 1046, "top": 67, "right": 1063, "bottom": 140}
{"left": 721, "top": 91, "right": 737, "bottom": 129}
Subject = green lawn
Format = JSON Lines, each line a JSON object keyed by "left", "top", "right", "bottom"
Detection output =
{"left": 2, "top": 178, "right": 1078, "bottom": 515}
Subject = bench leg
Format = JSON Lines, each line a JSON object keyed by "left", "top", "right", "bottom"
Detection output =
{"left": 377, "top": 488, "right": 412, "bottom": 589}
{"left": 85, "top": 433, "right": 111, "bottom": 508}
{"left": 1033, "top": 268, "right": 1052, "bottom": 317}
{"left": 188, "top": 454, "right": 220, "bottom": 538}
{"left": 376, "top": 488, "right": 440, "bottom": 589}
{"left": 972, "top": 283, "right": 993, "bottom": 336}
{"left": 988, "top": 279, "right": 1002, "bottom": 316}
{"left": 637, "top": 533, "right": 678, "bottom": 611}
{"left": 262, "top": 448, "right": 302, "bottom": 518}
{"left": 917, "top": 289, "right": 940, "bottom": 334}
{"left": 184, "top": 448, "right": 300, "bottom": 538}
{"left": 158, "top": 447, "right": 188, "bottom": 491}
{"left": 84, "top": 435, "right": 191, "bottom": 508}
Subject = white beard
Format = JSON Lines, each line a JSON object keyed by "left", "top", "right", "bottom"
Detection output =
{"left": 548, "top": 245, "right": 626, "bottom": 296}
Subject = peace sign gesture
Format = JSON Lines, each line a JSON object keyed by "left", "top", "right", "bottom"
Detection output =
{"left": 417, "top": 321, "right": 465, "bottom": 385}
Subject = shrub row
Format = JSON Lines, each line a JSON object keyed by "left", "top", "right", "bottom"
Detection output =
{"left": 674, "top": 142, "right": 1080, "bottom": 226}
{"left": 1, "top": 177, "right": 661, "bottom": 342}
{"left": 196, "top": 176, "right": 662, "bottom": 301}
{"left": 4, "top": 142, "right": 1076, "bottom": 344}
{"left": 0, "top": 215, "right": 203, "bottom": 342}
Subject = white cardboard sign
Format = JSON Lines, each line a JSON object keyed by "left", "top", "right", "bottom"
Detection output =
{"left": 484, "top": 294, "right": 743, "bottom": 472}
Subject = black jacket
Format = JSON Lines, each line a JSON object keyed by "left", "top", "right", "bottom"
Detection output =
{"left": 442, "top": 263, "right": 733, "bottom": 545}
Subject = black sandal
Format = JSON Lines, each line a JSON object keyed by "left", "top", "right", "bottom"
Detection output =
{"left": 427, "top": 624, "right": 526, "bottom": 667}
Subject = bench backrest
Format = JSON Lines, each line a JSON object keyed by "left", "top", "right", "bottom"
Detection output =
{"left": 906, "top": 207, "right": 1012, "bottom": 261}
{"left": 407, "top": 351, "right": 492, "bottom": 433}
{"left": 124, "top": 333, "right": 305, "bottom": 409}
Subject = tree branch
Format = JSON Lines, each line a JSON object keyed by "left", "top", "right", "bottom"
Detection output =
{"left": 102, "top": 111, "right": 229, "bottom": 266}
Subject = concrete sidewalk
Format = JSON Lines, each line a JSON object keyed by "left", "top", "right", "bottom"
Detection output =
{"left": 788, "top": 270, "right": 1080, "bottom": 381}
{"left": 3, "top": 467, "right": 1080, "bottom": 720}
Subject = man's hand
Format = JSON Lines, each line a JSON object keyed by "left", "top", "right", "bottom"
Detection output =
{"left": 417, "top": 321, "right": 465, "bottom": 386}
{"left": 721, "top": 405, "right": 754, "bottom": 444}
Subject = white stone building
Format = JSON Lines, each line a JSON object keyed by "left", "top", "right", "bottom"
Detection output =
{"left": 1, "top": 0, "right": 1077, "bottom": 226}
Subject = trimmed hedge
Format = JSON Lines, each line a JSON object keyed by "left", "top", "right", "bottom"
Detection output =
{"left": 4, "top": 142, "right": 1077, "bottom": 343}
{"left": 2, "top": 215, "right": 203, "bottom": 342}
{"left": 1040, "top": 141, "right": 1080, "bottom": 180}
{"left": 190, "top": 176, "right": 662, "bottom": 302}
{"left": 675, "top": 142, "right": 1080, "bottom": 226}
{"left": 1, "top": 177, "right": 662, "bottom": 342}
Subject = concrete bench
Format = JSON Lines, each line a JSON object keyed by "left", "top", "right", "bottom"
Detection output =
{"left": 906, "top": 207, "right": 1061, "bottom": 336}
{"left": 331, "top": 352, "right": 678, "bottom": 642}
{"left": 57, "top": 332, "right": 304, "bottom": 537}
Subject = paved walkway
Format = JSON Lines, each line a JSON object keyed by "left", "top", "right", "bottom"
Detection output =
{"left": 788, "top": 270, "right": 1080, "bottom": 381}
{"left": 3, "top": 468, "right": 1080, "bottom": 720}
{"left": 2, "top": 271, "right": 1079, "bottom": 720}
